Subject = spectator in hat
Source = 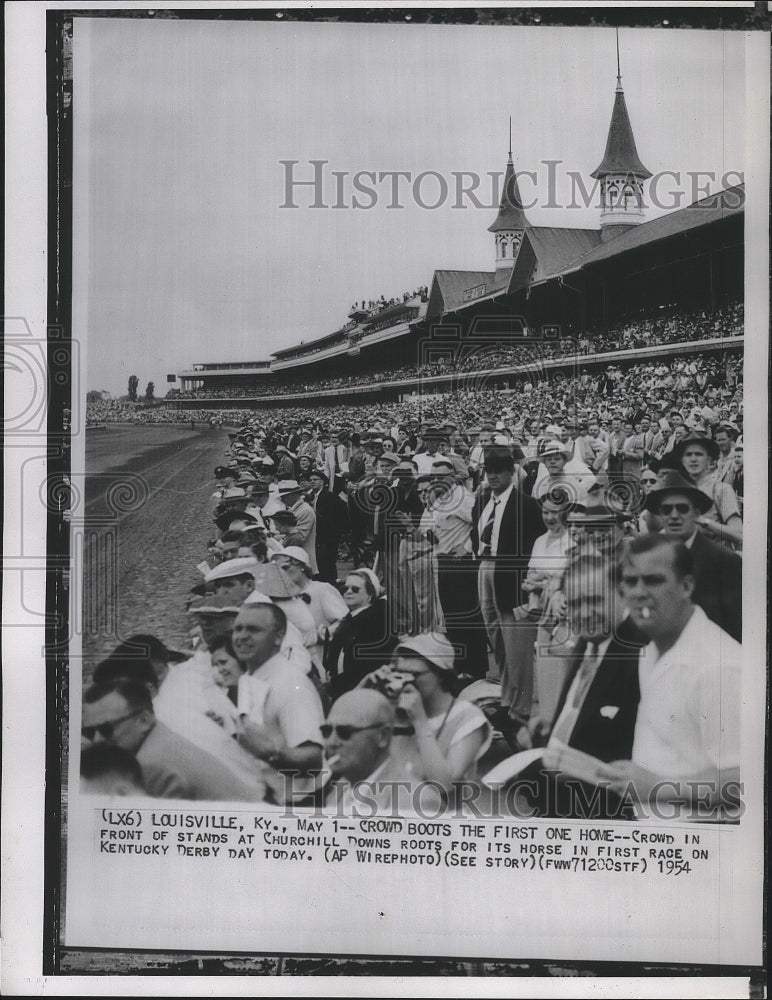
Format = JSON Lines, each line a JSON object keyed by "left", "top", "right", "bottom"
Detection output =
{"left": 307, "top": 468, "right": 347, "bottom": 583}
{"left": 523, "top": 486, "right": 576, "bottom": 723}
{"left": 642, "top": 470, "right": 741, "bottom": 642}
{"left": 413, "top": 428, "right": 445, "bottom": 475}
{"left": 273, "top": 445, "right": 297, "bottom": 480}
{"left": 271, "top": 546, "right": 348, "bottom": 670}
{"left": 268, "top": 509, "right": 303, "bottom": 549}
{"left": 324, "top": 570, "right": 398, "bottom": 699}
{"left": 533, "top": 440, "right": 595, "bottom": 508}
{"left": 675, "top": 433, "right": 742, "bottom": 547}
{"left": 277, "top": 479, "right": 318, "bottom": 574}
{"left": 424, "top": 458, "right": 487, "bottom": 678}
{"left": 364, "top": 632, "right": 492, "bottom": 794}
{"left": 322, "top": 430, "right": 351, "bottom": 493}
{"left": 212, "top": 466, "right": 238, "bottom": 502}
{"left": 473, "top": 446, "right": 543, "bottom": 734}
{"left": 713, "top": 424, "right": 738, "bottom": 486}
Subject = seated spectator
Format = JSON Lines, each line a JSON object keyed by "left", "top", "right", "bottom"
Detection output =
{"left": 82, "top": 679, "right": 265, "bottom": 802}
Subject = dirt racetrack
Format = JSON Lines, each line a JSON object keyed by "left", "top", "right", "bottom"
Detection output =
{"left": 82, "top": 423, "right": 229, "bottom": 673}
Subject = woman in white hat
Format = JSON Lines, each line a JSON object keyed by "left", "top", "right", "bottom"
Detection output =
{"left": 271, "top": 547, "right": 348, "bottom": 669}
{"left": 324, "top": 570, "right": 397, "bottom": 698}
{"left": 365, "top": 632, "right": 492, "bottom": 791}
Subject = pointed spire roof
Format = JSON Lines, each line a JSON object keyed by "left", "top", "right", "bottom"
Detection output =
{"left": 488, "top": 153, "right": 531, "bottom": 232}
{"left": 591, "top": 75, "right": 651, "bottom": 180}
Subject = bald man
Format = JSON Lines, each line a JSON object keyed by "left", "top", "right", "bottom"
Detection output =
{"left": 323, "top": 690, "right": 442, "bottom": 815}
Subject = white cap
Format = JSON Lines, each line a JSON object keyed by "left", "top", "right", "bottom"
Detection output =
{"left": 275, "top": 545, "right": 310, "bottom": 567}
{"left": 204, "top": 557, "right": 260, "bottom": 584}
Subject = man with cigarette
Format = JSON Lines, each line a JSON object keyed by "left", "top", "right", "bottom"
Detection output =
{"left": 322, "top": 689, "right": 441, "bottom": 814}
{"left": 598, "top": 535, "right": 741, "bottom": 815}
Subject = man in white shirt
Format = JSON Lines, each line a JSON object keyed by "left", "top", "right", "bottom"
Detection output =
{"left": 232, "top": 602, "right": 324, "bottom": 802}
{"left": 599, "top": 535, "right": 741, "bottom": 816}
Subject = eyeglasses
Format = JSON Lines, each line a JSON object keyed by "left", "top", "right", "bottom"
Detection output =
{"left": 657, "top": 502, "right": 693, "bottom": 516}
{"left": 343, "top": 585, "right": 362, "bottom": 593}
{"left": 320, "top": 722, "right": 384, "bottom": 740}
{"left": 82, "top": 708, "right": 144, "bottom": 742}
{"left": 641, "top": 477, "right": 658, "bottom": 485}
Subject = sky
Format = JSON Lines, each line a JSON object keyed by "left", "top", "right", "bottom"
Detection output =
{"left": 73, "top": 17, "right": 747, "bottom": 397}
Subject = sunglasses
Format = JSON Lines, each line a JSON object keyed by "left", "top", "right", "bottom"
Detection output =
{"left": 82, "top": 708, "right": 143, "bottom": 742}
{"left": 343, "top": 584, "right": 362, "bottom": 593}
{"left": 320, "top": 722, "right": 383, "bottom": 740}
{"left": 641, "top": 477, "right": 658, "bottom": 485}
{"left": 657, "top": 502, "right": 693, "bottom": 516}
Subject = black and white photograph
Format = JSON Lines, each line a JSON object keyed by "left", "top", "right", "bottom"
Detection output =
{"left": 3, "top": 2, "right": 768, "bottom": 992}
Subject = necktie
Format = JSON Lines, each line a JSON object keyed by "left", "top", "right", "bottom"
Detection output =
{"left": 550, "top": 641, "right": 598, "bottom": 746}
{"left": 572, "top": 641, "right": 598, "bottom": 707}
{"left": 479, "top": 497, "right": 499, "bottom": 556}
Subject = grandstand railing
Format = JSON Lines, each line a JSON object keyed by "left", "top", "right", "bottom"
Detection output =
{"left": 168, "top": 335, "right": 743, "bottom": 408}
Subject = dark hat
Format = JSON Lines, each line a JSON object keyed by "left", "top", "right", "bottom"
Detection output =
{"left": 643, "top": 471, "right": 712, "bottom": 514}
{"left": 307, "top": 468, "right": 329, "bottom": 483}
{"left": 269, "top": 510, "right": 298, "bottom": 526}
{"left": 648, "top": 452, "right": 682, "bottom": 474}
{"left": 673, "top": 432, "right": 719, "bottom": 462}
{"left": 421, "top": 426, "right": 446, "bottom": 439}
{"left": 214, "top": 465, "right": 236, "bottom": 479}
{"left": 214, "top": 510, "right": 259, "bottom": 532}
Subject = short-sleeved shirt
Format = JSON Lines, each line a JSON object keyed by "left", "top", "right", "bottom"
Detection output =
{"left": 694, "top": 472, "right": 741, "bottom": 525}
{"left": 632, "top": 605, "right": 741, "bottom": 779}
{"left": 238, "top": 652, "right": 324, "bottom": 750}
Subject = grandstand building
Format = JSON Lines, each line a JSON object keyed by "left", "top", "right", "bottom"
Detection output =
{"left": 174, "top": 67, "right": 743, "bottom": 411}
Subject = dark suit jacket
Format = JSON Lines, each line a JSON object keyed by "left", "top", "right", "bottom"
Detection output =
{"left": 690, "top": 530, "right": 742, "bottom": 642}
{"left": 552, "top": 620, "right": 645, "bottom": 763}
{"left": 471, "top": 485, "right": 543, "bottom": 609}
{"left": 313, "top": 488, "right": 348, "bottom": 544}
{"left": 324, "top": 599, "right": 398, "bottom": 700}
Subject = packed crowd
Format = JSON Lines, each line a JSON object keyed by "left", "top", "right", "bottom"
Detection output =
{"left": 82, "top": 344, "right": 744, "bottom": 819}
{"left": 168, "top": 302, "right": 743, "bottom": 401}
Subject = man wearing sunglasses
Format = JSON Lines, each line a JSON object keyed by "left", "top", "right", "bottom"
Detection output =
{"left": 322, "top": 689, "right": 441, "bottom": 815}
{"left": 642, "top": 471, "right": 741, "bottom": 643}
{"left": 82, "top": 679, "right": 264, "bottom": 802}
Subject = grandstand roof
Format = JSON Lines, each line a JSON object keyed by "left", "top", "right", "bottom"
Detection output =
{"left": 488, "top": 154, "right": 531, "bottom": 233}
{"left": 508, "top": 227, "right": 602, "bottom": 290}
{"left": 591, "top": 80, "right": 651, "bottom": 179}
{"left": 426, "top": 268, "right": 510, "bottom": 316}
{"left": 561, "top": 184, "right": 744, "bottom": 272}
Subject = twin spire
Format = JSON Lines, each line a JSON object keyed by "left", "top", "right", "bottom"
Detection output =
{"left": 490, "top": 29, "right": 649, "bottom": 264}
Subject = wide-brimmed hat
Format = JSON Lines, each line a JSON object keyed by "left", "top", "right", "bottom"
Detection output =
{"left": 395, "top": 632, "right": 456, "bottom": 673}
{"left": 277, "top": 479, "right": 303, "bottom": 496}
{"left": 539, "top": 439, "right": 570, "bottom": 458}
{"left": 246, "top": 562, "right": 304, "bottom": 599}
{"left": 214, "top": 510, "right": 259, "bottom": 532}
{"left": 673, "top": 432, "right": 720, "bottom": 462}
{"left": 268, "top": 510, "right": 298, "bottom": 526}
{"left": 205, "top": 557, "right": 261, "bottom": 585}
{"left": 643, "top": 470, "right": 712, "bottom": 514}
{"left": 187, "top": 593, "right": 241, "bottom": 616}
